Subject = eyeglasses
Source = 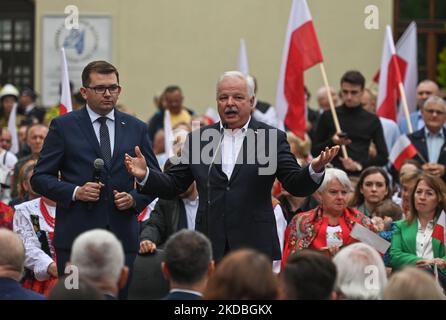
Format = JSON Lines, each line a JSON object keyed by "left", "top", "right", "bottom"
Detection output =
{"left": 423, "top": 108, "right": 446, "bottom": 116}
{"left": 85, "top": 85, "right": 121, "bottom": 94}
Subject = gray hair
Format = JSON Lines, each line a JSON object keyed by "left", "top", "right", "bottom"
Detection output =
{"left": 70, "top": 229, "right": 124, "bottom": 284}
{"left": 333, "top": 243, "right": 387, "bottom": 300}
{"left": 217, "top": 71, "right": 255, "bottom": 98}
{"left": 316, "top": 86, "right": 336, "bottom": 100}
{"left": 423, "top": 95, "right": 446, "bottom": 111}
{"left": 318, "top": 168, "right": 352, "bottom": 193}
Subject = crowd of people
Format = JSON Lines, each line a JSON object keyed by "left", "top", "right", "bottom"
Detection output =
{"left": 0, "top": 60, "right": 446, "bottom": 301}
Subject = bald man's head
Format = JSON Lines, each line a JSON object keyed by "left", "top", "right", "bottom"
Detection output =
{"left": 417, "top": 80, "right": 440, "bottom": 109}
{"left": 0, "top": 229, "right": 25, "bottom": 280}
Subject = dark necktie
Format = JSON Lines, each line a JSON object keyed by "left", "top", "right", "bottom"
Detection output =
{"left": 98, "top": 117, "right": 112, "bottom": 167}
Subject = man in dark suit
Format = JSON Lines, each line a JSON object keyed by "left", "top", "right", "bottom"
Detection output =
{"left": 125, "top": 71, "right": 339, "bottom": 262}
{"left": 161, "top": 230, "right": 214, "bottom": 300}
{"left": 31, "top": 61, "right": 159, "bottom": 284}
{"left": 408, "top": 95, "right": 446, "bottom": 181}
{"left": 0, "top": 229, "right": 46, "bottom": 300}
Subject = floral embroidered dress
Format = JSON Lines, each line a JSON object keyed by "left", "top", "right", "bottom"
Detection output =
{"left": 13, "top": 197, "right": 57, "bottom": 296}
{"left": 282, "top": 206, "right": 376, "bottom": 268}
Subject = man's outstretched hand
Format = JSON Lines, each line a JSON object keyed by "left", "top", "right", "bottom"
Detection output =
{"left": 311, "top": 146, "right": 340, "bottom": 173}
{"left": 125, "top": 146, "right": 148, "bottom": 181}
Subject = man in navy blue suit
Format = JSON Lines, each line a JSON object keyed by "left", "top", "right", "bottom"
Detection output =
{"left": 31, "top": 61, "right": 160, "bottom": 288}
{"left": 161, "top": 230, "right": 214, "bottom": 300}
{"left": 0, "top": 229, "right": 46, "bottom": 300}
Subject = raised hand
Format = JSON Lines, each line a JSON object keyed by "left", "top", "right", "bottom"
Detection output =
{"left": 311, "top": 146, "right": 340, "bottom": 173}
{"left": 125, "top": 146, "right": 148, "bottom": 181}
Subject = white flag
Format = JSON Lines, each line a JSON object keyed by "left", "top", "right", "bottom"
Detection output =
{"left": 59, "top": 47, "right": 72, "bottom": 114}
{"left": 7, "top": 103, "right": 19, "bottom": 154}
{"left": 238, "top": 38, "right": 249, "bottom": 75}
{"left": 396, "top": 22, "right": 417, "bottom": 122}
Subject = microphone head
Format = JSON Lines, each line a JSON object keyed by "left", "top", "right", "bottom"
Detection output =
{"left": 94, "top": 158, "right": 104, "bottom": 170}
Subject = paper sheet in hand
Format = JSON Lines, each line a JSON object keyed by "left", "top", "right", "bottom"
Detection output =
{"left": 350, "top": 223, "right": 390, "bottom": 254}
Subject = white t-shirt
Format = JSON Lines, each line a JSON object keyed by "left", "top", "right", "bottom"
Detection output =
{"left": 0, "top": 149, "right": 18, "bottom": 171}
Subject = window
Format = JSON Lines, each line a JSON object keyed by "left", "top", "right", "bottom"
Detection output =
{"left": 0, "top": 0, "right": 34, "bottom": 88}
{"left": 394, "top": 0, "right": 446, "bottom": 82}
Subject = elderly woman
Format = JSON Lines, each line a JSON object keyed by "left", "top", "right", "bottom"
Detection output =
{"left": 350, "top": 166, "right": 392, "bottom": 217}
{"left": 390, "top": 173, "right": 446, "bottom": 287}
{"left": 282, "top": 168, "right": 375, "bottom": 266}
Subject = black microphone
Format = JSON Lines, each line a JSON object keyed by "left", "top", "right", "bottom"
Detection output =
{"left": 207, "top": 123, "right": 226, "bottom": 216}
{"left": 88, "top": 158, "right": 104, "bottom": 210}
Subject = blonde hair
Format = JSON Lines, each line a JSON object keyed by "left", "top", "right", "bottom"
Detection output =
{"left": 384, "top": 267, "right": 445, "bottom": 300}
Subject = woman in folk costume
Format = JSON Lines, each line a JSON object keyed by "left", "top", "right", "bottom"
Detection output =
{"left": 282, "top": 168, "right": 376, "bottom": 269}
{"left": 13, "top": 196, "right": 57, "bottom": 296}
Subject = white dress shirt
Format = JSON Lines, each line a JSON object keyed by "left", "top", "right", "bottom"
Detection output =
{"left": 72, "top": 106, "right": 116, "bottom": 200}
{"left": 86, "top": 105, "right": 116, "bottom": 156}
{"left": 182, "top": 196, "right": 199, "bottom": 230}
{"left": 425, "top": 127, "right": 445, "bottom": 163}
{"left": 416, "top": 218, "right": 434, "bottom": 259}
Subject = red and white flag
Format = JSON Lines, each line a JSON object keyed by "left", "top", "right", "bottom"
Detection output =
{"left": 276, "top": 0, "right": 323, "bottom": 139}
{"left": 432, "top": 211, "right": 446, "bottom": 249}
{"left": 395, "top": 22, "right": 417, "bottom": 121}
{"left": 59, "top": 47, "right": 72, "bottom": 115}
{"left": 389, "top": 135, "right": 417, "bottom": 170}
{"left": 238, "top": 38, "right": 249, "bottom": 75}
{"left": 376, "top": 26, "right": 404, "bottom": 121}
{"left": 374, "top": 22, "right": 417, "bottom": 122}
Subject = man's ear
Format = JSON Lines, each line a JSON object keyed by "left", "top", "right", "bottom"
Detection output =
{"left": 118, "top": 266, "right": 129, "bottom": 290}
{"left": 79, "top": 87, "right": 88, "bottom": 100}
{"left": 207, "top": 260, "right": 215, "bottom": 276}
{"left": 250, "top": 96, "right": 256, "bottom": 108}
{"left": 161, "top": 262, "right": 170, "bottom": 281}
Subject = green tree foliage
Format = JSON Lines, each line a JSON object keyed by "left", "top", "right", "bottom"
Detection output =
{"left": 438, "top": 46, "right": 446, "bottom": 87}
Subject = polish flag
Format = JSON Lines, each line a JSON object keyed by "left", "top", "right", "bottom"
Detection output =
{"left": 276, "top": 0, "right": 323, "bottom": 139}
{"left": 389, "top": 135, "right": 417, "bottom": 170}
{"left": 238, "top": 38, "right": 249, "bottom": 75}
{"left": 59, "top": 47, "right": 72, "bottom": 115}
{"left": 376, "top": 26, "right": 405, "bottom": 121}
{"left": 432, "top": 211, "right": 446, "bottom": 251}
{"left": 396, "top": 22, "right": 417, "bottom": 121}
{"left": 373, "top": 22, "right": 417, "bottom": 122}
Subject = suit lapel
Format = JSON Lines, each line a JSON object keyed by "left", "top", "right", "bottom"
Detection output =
{"left": 412, "top": 129, "right": 429, "bottom": 162}
{"left": 76, "top": 107, "right": 102, "bottom": 159}
{"left": 205, "top": 123, "right": 225, "bottom": 178}
{"left": 438, "top": 128, "right": 446, "bottom": 165}
{"left": 111, "top": 110, "right": 126, "bottom": 171}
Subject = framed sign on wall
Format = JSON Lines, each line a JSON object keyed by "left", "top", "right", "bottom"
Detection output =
{"left": 41, "top": 15, "right": 112, "bottom": 106}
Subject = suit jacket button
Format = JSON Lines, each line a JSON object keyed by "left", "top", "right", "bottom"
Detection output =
{"left": 226, "top": 186, "right": 230, "bottom": 191}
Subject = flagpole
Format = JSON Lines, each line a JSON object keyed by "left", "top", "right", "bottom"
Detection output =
{"left": 398, "top": 82, "right": 414, "bottom": 134}
{"left": 319, "top": 63, "right": 348, "bottom": 158}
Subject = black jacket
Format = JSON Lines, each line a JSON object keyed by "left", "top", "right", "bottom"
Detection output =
{"left": 140, "top": 118, "right": 322, "bottom": 261}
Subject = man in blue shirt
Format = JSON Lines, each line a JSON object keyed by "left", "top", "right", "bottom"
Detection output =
{"left": 408, "top": 96, "right": 446, "bottom": 180}
{"left": 399, "top": 80, "right": 440, "bottom": 134}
